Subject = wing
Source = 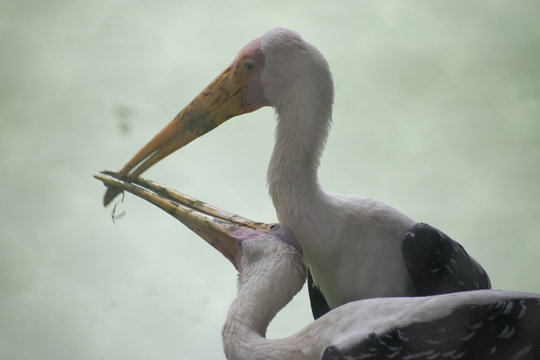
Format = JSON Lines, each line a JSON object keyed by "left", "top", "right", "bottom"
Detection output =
{"left": 308, "top": 270, "right": 331, "bottom": 319}
{"left": 402, "top": 222, "right": 491, "bottom": 296}
{"left": 322, "top": 298, "right": 540, "bottom": 360}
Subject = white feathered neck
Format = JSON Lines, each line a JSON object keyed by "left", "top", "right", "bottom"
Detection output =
{"left": 261, "top": 28, "right": 335, "bottom": 238}
{"left": 221, "top": 235, "right": 309, "bottom": 360}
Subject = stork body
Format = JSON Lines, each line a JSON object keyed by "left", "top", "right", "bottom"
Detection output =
{"left": 225, "top": 253, "right": 539, "bottom": 360}
{"left": 261, "top": 28, "right": 490, "bottom": 310}
{"left": 271, "top": 176, "right": 416, "bottom": 308}
{"left": 222, "top": 253, "right": 540, "bottom": 360}
{"left": 102, "top": 27, "right": 491, "bottom": 316}
{"left": 262, "top": 43, "right": 415, "bottom": 302}
{"left": 267, "top": 86, "right": 415, "bottom": 304}
{"left": 96, "top": 173, "right": 540, "bottom": 360}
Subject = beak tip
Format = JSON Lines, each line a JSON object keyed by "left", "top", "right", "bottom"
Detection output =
{"left": 97, "top": 170, "right": 123, "bottom": 207}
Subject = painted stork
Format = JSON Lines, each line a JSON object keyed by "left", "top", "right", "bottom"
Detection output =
{"left": 102, "top": 27, "right": 490, "bottom": 318}
{"left": 96, "top": 172, "right": 540, "bottom": 360}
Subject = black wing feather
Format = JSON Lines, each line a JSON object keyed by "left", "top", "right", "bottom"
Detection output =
{"left": 308, "top": 270, "right": 331, "bottom": 319}
{"left": 322, "top": 298, "right": 540, "bottom": 360}
{"left": 402, "top": 222, "right": 491, "bottom": 296}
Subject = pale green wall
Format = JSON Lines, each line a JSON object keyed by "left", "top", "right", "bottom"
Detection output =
{"left": 1, "top": 1, "right": 539, "bottom": 359}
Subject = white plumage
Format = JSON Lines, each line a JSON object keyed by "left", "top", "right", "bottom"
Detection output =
{"left": 262, "top": 30, "right": 416, "bottom": 307}
{"left": 102, "top": 27, "right": 490, "bottom": 317}
{"left": 96, "top": 173, "right": 540, "bottom": 360}
{"left": 240, "top": 28, "right": 487, "bottom": 309}
{"left": 222, "top": 229, "right": 539, "bottom": 360}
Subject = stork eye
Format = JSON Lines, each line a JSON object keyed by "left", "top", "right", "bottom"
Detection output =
{"left": 268, "top": 224, "right": 279, "bottom": 231}
{"left": 244, "top": 62, "right": 255, "bottom": 71}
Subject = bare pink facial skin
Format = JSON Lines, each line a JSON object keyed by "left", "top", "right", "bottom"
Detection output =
{"left": 229, "top": 225, "right": 303, "bottom": 255}
{"left": 234, "top": 37, "right": 270, "bottom": 112}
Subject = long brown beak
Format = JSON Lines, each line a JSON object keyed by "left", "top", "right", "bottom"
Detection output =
{"left": 103, "top": 48, "right": 264, "bottom": 207}
{"left": 96, "top": 171, "right": 272, "bottom": 269}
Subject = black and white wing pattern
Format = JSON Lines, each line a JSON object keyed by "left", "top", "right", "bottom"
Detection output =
{"left": 310, "top": 222, "right": 491, "bottom": 320}
{"left": 402, "top": 222, "right": 491, "bottom": 295}
{"left": 322, "top": 297, "right": 540, "bottom": 360}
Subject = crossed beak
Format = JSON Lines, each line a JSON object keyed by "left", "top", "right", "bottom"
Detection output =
{"left": 96, "top": 171, "right": 273, "bottom": 269}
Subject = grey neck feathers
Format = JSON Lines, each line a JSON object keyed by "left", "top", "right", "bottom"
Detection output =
{"left": 267, "top": 89, "right": 333, "bottom": 220}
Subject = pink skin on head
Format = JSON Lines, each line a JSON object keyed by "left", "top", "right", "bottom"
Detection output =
{"left": 234, "top": 37, "right": 270, "bottom": 112}
{"left": 229, "top": 225, "right": 303, "bottom": 255}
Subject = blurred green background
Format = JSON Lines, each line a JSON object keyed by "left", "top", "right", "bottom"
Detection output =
{"left": 1, "top": 0, "right": 539, "bottom": 359}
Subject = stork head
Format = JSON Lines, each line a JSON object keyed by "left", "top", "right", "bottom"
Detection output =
{"left": 96, "top": 171, "right": 307, "bottom": 344}
{"left": 103, "top": 27, "right": 333, "bottom": 206}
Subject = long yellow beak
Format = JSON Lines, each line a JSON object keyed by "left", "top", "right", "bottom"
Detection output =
{"left": 103, "top": 38, "right": 266, "bottom": 207}
{"left": 96, "top": 171, "right": 273, "bottom": 269}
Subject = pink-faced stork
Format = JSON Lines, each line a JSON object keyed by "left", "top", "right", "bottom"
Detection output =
{"left": 96, "top": 173, "right": 539, "bottom": 360}
{"left": 101, "top": 27, "right": 490, "bottom": 318}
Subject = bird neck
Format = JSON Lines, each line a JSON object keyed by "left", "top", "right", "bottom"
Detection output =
{"left": 267, "top": 94, "right": 333, "bottom": 224}
{"left": 222, "top": 254, "right": 308, "bottom": 360}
